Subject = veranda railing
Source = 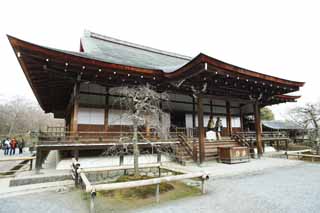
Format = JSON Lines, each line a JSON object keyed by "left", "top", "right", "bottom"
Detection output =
{"left": 37, "top": 130, "right": 184, "bottom": 145}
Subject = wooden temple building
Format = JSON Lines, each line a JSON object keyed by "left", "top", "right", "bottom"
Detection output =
{"left": 8, "top": 31, "right": 304, "bottom": 168}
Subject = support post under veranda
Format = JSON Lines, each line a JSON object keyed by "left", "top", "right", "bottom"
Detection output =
{"left": 197, "top": 96, "right": 205, "bottom": 164}
{"left": 253, "top": 102, "right": 263, "bottom": 158}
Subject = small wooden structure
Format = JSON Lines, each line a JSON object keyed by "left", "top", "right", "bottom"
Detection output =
{"left": 218, "top": 146, "right": 250, "bottom": 164}
{"left": 262, "top": 120, "right": 307, "bottom": 143}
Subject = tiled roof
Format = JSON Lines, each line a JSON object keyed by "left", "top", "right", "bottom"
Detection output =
{"left": 80, "top": 30, "right": 191, "bottom": 72}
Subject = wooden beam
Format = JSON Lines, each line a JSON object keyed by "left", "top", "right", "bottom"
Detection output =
{"left": 226, "top": 101, "right": 232, "bottom": 136}
{"left": 88, "top": 171, "right": 208, "bottom": 193}
{"left": 254, "top": 102, "right": 263, "bottom": 157}
{"left": 197, "top": 96, "right": 205, "bottom": 164}
{"left": 79, "top": 91, "right": 240, "bottom": 109}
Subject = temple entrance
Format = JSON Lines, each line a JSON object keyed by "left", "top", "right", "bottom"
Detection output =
{"left": 171, "top": 111, "right": 186, "bottom": 128}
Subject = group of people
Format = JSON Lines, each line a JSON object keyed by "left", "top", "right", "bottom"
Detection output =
{"left": 1, "top": 138, "right": 25, "bottom": 156}
{"left": 207, "top": 116, "right": 223, "bottom": 140}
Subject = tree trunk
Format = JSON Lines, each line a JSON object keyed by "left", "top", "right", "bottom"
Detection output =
{"left": 133, "top": 120, "right": 139, "bottom": 176}
{"left": 311, "top": 116, "right": 319, "bottom": 154}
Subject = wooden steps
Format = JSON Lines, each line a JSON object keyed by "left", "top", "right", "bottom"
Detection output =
{"left": 175, "top": 137, "right": 242, "bottom": 165}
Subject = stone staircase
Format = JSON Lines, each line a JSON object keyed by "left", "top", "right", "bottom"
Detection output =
{"left": 175, "top": 137, "right": 241, "bottom": 165}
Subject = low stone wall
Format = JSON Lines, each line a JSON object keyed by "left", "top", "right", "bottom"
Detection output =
{"left": 87, "top": 167, "right": 174, "bottom": 184}
{"left": 10, "top": 174, "right": 72, "bottom": 187}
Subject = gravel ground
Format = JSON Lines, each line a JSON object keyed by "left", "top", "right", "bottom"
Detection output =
{"left": 139, "top": 163, "right": 320, "bottom": 213}
{"left": 0, "top": 163, "right": 319, "bottom": 213}
{"left": 0, "top": 189, "right": 88, "bottom": 213}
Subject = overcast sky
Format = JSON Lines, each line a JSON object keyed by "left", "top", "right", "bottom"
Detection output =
{"left": 0, "top": 0, "right": 319, "bottom": 120}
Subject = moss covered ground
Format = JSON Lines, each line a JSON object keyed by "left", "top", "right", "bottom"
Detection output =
{"left": 81, "top": 175, "right": 201, "bottom": 212}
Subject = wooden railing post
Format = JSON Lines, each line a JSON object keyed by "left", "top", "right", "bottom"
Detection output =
{"left": 90, "top": 189, "right": 96, "bottom": 213}
{"left": 72, "top": 160, "right": 81, "bottom": 187}
{"left": 155, "top": 183, "right": 160, "bottom": 203}
{"left": 29, "top": 159, "right": 33, "bottom": 171}
{"left": 74, "top": 149, "right": 79, "bottom": 161}
{"left": 157, "top": 151, "right": 161, "bottom": 163}
{"left": 201, "top": 179, "right": 206, "bottom": 194}
{"left": 119, "top": 151, "right": 124, "bottom": 166}
{"left": 35, "top": 148, "right": 42, "bottom": 173}
{"left": 193, "top": 140, "right": 198, "bottom": 162}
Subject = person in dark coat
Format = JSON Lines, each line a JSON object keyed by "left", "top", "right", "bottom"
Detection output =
{"left": 18, "top": 138, "right": 25, "bottom": 154}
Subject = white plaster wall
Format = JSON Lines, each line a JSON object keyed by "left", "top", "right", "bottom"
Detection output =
{"left": 78, "top": 107, "right": 105, "bottom": 125}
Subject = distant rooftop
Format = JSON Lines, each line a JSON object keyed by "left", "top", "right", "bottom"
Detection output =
{"left": 80, "top": 30, "right": 192, "bottom": 72}
{"left": 262, "top": 120, "right": 303, "bottom": 130}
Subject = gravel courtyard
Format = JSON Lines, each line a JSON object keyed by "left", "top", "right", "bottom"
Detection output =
{"left": 0, "top": 162, "right": 319, "bottom": 213}
{"left": 139, "top": 163, "right": 320, "bottom": 213}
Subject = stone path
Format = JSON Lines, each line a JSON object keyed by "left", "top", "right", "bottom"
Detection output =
{"left": 163, "top": 157, "right": 304, "bottom": 179}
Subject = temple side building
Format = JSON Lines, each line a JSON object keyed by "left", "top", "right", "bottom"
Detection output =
{"left": 8, "top": 31, "right": 304, "bottom": 168}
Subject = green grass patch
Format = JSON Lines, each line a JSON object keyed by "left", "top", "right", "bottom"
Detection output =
{"left": 82, "top": 175, "right": 201, "bottom": 212}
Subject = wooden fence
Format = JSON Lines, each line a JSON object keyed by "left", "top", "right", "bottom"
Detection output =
{"left": 0, "top": 156, "right": 35, "bottom": 176}
{"left": 71, "top": 159, "right": 209, "bottom": 213}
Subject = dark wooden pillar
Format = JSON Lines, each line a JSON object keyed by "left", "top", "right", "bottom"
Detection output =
{"left": 74, "top": 149, "right": 79, "bottom": 161}
{"left": 104, "top": 88, "right": 109, "bottom": 131}
{"left": 197, "top": 96, "right": 205, "bottom": 164}
{"left": 239, "top": 105, "right": 244, "bottom": 132}
{"left": 71, "top": 82, "right": 80, "bottom": 132}
{"left": 210, "top": 100, "right": 213, "bottom": 116}
{"left": 226, "top": 101, "right": 232, "bottom": 136}
{"left": 192, "top": 97, "right": 197, "bottom": 162}
{"left": 35, "top": 147, "right": 42, "bottom": 172}
{"left": 253, "top": 102, "right": 263, "bottom": 157}
{"left": 192, "top": 97, "right": 196, "bottom": 129}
